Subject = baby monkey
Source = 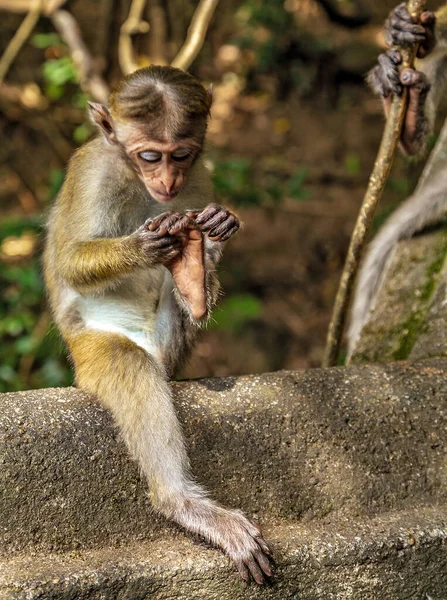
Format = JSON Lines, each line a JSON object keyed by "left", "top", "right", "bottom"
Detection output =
{"left": 44, "top": 66, "right": 272, "bottom": 584}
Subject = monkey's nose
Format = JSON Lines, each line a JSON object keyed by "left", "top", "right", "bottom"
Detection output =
{"left": 161, "top": 179, "right": 176, "bottom": 194}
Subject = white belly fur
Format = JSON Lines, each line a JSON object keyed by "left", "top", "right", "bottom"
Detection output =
{"left": 76, "top": 268, "right": 175, "bottom": 362}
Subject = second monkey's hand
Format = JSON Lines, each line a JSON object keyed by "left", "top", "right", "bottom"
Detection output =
{"left": 146, "top": 211, "right": 207, "bottom": 320}
{"left": 188, "top": 203, "right": 240, "bottom": 242}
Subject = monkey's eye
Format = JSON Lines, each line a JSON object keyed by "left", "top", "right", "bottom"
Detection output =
{"left": 139, "top": 151, "right": 162, "bottom": 163}
{"left": 172, "top": 149, "right": 192, "bottom": 162}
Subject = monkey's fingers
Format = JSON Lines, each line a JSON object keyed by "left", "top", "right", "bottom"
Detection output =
{"left": 142, "top": 234, "right": 182, "bottom": 252}
{"left": 144, "top": 234, "right": 180, "bottom": 248}
{"left": 399, "top": 68, "right": 430, "bottom": 149}
{"left": 254, "top": 547, "right": 274, "bottom": 577}
{"left": 236, "top": 544, "right": 274, "bottom": 585}
{"left": 169, "top": 217, "right": 201, "bottom": 235}
{"left": 255, "top": 535, "right": 274, "bottom": 557}
{"left": 146, "top": 211, "right": 180, "bottom": 234}
{"left": 208, "top": 218, "right": 240, "bottom": 242}
{"left": 184, "top": 209, "right": 202, "bottom": 220}
{"left": 400, "top": 67, "right": 430, "bottom": 90}
{"left": 200, "top": 210, "right": 237, "bottom": 232}
{"left": 387, "top": 3, "right": 426, "bottom": 47}
{"left": 377, "top": 50, "right": 402, "bottom": 96}
{"left": 245, "top": 556, "right": 266, "bottom": 585}
{"left": 417, "top": 11, "right": 436, "bottom": 58}
{"left": 195, "top": 203, "right": 221, "bottom": 225}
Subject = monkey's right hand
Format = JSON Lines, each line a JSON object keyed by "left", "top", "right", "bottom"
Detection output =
{"left": 369, "top": 3, "right": 435, "bottom": 99}
{"left": 136, "top": 224, "right": 183, "bottom": 267}
{"left": 384, "top": 3, "right": 436, "bottom": 58}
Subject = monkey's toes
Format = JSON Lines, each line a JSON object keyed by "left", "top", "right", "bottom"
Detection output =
{"left": 234, "top": 543, "right": 274, "bottom": 585}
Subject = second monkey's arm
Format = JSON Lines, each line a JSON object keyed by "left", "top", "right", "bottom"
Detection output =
{"left": 368, "top": 2, "right": 447, "bottom": 155}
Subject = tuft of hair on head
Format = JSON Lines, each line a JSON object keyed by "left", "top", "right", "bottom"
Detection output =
{"left": 109, "top": 66, "right": 212, "bottom": 141}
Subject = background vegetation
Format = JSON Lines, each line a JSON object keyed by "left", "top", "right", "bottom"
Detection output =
{"left": 1, "top": 0, "right": 444, "bottom": 392}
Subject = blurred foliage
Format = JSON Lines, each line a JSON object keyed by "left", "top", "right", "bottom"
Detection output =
{"left": 212, "top": 155, "right": 310, "bottom": 206}
{"left": 30, "top": 32, "right": 93, "bottom": 140}
{"left": 0, "top": 216, "right": 72, "bottom": 392}
{"left": 344, "top": 153, "right": 361, "bottom": 176}
{"left": 209, "top": 293, "right": 263, "bottom": 334}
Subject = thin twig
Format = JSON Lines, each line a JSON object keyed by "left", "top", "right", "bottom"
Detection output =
{"left": 171, "top": 0, "right": 219, "bottom": 71}
{"left": 118, "top": 0, "right": 150, "bottom": 75}
{"left": 51, "top": 9, "right": 110, "bottom": 103}
{"left": 0, "top": 0, "right": 44, "bottom": 86}
{"left": 148, "top": 0, "right": 167, "bottom": 65}
{"left": 322, "top": 0, "right": 428, "bottom": 368}
{"left": 0, "top": 0, "right": 66, "bottom": 14}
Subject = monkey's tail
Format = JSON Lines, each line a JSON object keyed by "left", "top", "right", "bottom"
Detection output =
{"left": 347, "top": 180, "right": 447, "bottom": 361}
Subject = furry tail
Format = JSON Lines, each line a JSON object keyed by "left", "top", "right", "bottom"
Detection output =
{"left": 347, "top": 178, "right": 447, "bottom": 361}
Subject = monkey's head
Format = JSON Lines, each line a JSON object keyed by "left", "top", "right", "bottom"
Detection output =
{"left": 88, "top": 66, "right": 212, "bottom": 204}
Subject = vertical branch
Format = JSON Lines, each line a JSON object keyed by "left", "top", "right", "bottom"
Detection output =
{"left": 51, "top": 10, "right": 110, "bottom": 103}
{"left": 322, "top": 0, "right": 428, "bottom": 368}
{"left": 0, "top": 0, "right": 44, "bottom": 85}
{"left": 148, "top": 0, "right": 167, "bottom": 65}
{"left": 119, "top": 0, "right": 149, "bottom": 75}
{"left": 171, "top": 0, "right": 219, "bottom": 71}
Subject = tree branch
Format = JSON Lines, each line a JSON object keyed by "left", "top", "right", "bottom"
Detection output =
{"left": 171, "top": 0, "right": 219, "bottom": 71}
{"left": 51, "top": 9, "right": 110, "bottom": 103}
{"left": 148, "top": 0, "right": 167, "bottom": 65}
{"left": 322, "top": 0, "right": 428, "bottom": 368}
{"left": 0, "top": 0, "right": 66, "bottom": 14}
{"left": 118, "top": 0, "right": 150, "bottom": 75}
{"left": 0, "top": 0, "right": 44, "bottom": 86}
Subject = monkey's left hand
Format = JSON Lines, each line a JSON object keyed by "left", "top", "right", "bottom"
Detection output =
{"left": 189, "top": 203, "right": 240, "bottom": 242}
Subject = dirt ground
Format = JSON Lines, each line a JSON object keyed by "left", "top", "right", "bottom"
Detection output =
{"left": 180, "top": 84, "right": 422, "bottom": 379}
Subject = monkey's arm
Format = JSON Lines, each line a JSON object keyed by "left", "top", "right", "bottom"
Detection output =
{"left": 56, "top": 231, "right": 181, "bottom": 292}
{"left": 415, "top": 6, "right": 447, "bottom": 136}
{"left": 368, "top": 3, "right": 447, "bottom": 155}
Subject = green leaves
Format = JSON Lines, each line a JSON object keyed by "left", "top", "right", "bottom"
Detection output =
{"left": 209, "top": 294, "right": 263, "bottom": 333}
{"left": 43, "top": 56, "right": 78, "bottom": 99}
{"left": 0, "top": 218, "right": 71, "bottom": 391}
{"left": 212, "top": 157, "right": 310, "bottom": 206}
{"left": 285, "top": 168, "right": 310, "bottom": 200}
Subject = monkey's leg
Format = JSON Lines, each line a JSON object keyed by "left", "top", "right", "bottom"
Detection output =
{"left": 69, "top": 330, "right": 273, "bottom": 584}
{"left": 146, "top": 212, "right": 207, "bottom": 320}
{"left": 169, "top": 227, "right": 207, "bottom": 320}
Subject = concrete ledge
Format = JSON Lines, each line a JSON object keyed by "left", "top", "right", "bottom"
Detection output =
{"left": 2, "top": 360, "right": 447, "bottom": 551}
{"left": 2, "top": 360, "right": 447, "bottom": 597}
{"left": 2, "top": 507, "right": 447, "bottom": 599}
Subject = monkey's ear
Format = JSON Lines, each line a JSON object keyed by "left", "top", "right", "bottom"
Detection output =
{"left": 87, "top": 102, "right": 116, "bottom": 144}
{"left": 206, "top": 84, "right": 213, "bottom": 105}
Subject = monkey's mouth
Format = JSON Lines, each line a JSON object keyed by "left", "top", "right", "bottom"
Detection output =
{"left": 151, "top": 189, "right": 180, "bottom": 202}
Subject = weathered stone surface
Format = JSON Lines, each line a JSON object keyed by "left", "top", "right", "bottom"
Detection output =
{"left": 410, "top": 257, "right": 447, "bottom": 360}
{"left": 2, "top": 360, "right": 447, "bottom": 598}
{"left": 2, "top": 507, "right": 447, "bottom": 599}
{"left": 351, "top": 231, "right": 447, "bottom": 363}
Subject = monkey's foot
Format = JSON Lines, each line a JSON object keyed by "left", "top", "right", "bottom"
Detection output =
{"left": 172, "top": 501, "right": 273, "bottom": 585}
{"left": 147, "top": 212, "right": 207, "bottom": 320}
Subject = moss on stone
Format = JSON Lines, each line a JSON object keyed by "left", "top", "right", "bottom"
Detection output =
{"left": 392, "top": 232, "right": 447, "bottom": 361}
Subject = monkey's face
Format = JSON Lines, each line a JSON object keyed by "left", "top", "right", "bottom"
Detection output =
{"left": 117, "top": 125, "right": 200, "bottom": 203}
{"left": 130, "top": 141, "right": 198, "bottom": 203}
